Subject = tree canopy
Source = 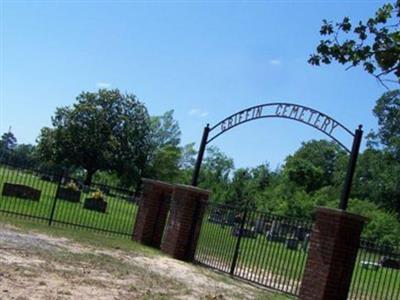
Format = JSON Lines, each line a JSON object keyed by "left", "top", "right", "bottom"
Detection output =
{"left": 0, "top": 131, "right": 17, "bottom": 161}
{"left": 36, "top": 89, "right": 151, "bottom": 185}
{"left": 309, "top": 0, "right": 400, "bottom": 88}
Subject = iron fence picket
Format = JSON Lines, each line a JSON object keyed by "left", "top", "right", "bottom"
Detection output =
{"left": 347, "top": 238, "right": 399, "bottom": 300}
{"left": 195, "top": 202, "right": 399, "bottom": 299}
{"left": 1, "top": 161, "right": 400, "bottom": 299}
{"left": 230, "top": 206, "right": 248, "bottom": 275}
{"left": 195, "top": 203, "right": 313, "bottom": 296}
{"left": 0, "top": 161, "right": 139, "bottom": 238}
{"left": 48, "top": 174, "right": 62, "bottom": 226}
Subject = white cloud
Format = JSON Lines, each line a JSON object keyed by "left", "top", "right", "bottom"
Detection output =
{"left": 269, "top": 59, "right": 281, "bottom": 65}
{"left": 96, "top": 82, "right": 111, "bottom": 88}
{"left": 189, "top": 108, "right": 209, "bottom": 117}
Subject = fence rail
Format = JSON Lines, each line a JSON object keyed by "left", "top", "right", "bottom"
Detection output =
{"left": 1, "top": 162, "right": 399, "bottom": 299}
{"left": 195, "top": 202, "right": 313, "bottom": 296}
{"left": 195, "top": 202, "right": 400, "bottom": 299}
{"left": 0, "top": 162, "right": 139, "bottom": 237}
{"left": 349, "top": 240, "right": 400, "bottom": 300}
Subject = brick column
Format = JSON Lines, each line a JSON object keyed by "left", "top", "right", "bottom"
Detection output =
{"left": 132, "top": 178, "right": 173, "bottom": 248}
{"left": 299, "top": 207, "right": 366, "bottom": 300}
{"left": 161, "top": 184, "right": 209, "bottom": 262}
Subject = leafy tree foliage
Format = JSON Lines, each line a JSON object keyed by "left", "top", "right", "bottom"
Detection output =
{"left": 178, "top": 142, "right": 197, "bottom": 184}
{"left": 8, "top": 144, "right": 37, "bottom": 168}
{"left": 249, "top": 163, "right": 271, "bottom": 191}
{"left": 0, "top": 131, "right": 17, "bottom": 161}
{"left": 226, "top": 168, "right": 253, "bottom": 209}
{"left": 355, "top": 90, "right": 400, "bottom": 216}
{"left": 368, "top": 89, "right": 400, "bottom": 158}
{"left": 144, "top": 110, "right": 182, "bottom": 182}
{"left": 199, "top": 146, "right": 234, "bottom": 203}
{"left": 353, "top": 149, "right": 400, "bottom": 215}
{"left": 348, "top": 199, "right": 400, "bottom": 247}
{"left": 36, "top": 89, "right": 151, "bottom": 185}
{"left": 150, "top": 110, "right": 181, "bottom": 148}
{"left": 284, "top": 140, "right": 346, "bottom": 192}
{"left": 309, "top": 1, "right": 400, "bottom": 87}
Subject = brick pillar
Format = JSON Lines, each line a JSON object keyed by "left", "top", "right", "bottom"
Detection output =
{"left": 132, "top": 178, "right": 172, "bottom": 248}
{"left": 299, "top": 207, "right": 366, "bottom": 300}
{"left": 161, "top": 184, "right": 209, "bottom": 262}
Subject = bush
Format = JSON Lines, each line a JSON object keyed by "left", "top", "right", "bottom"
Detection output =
{"left": 348, "top": 199, "right": 400, "bottom": 247}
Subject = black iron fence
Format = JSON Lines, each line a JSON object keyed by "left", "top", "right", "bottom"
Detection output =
{"left": 0, "top": 162, "right": 138, "bottom": 236}
{"left": 349, "top": 240, "right": 400, "bottom": 300}
{"left": 195, "top": 202, "right": 400, "bottom": 299}
{"left": 1, "top": 161, "right": 399, "bottom": 299}
{"left": 195, "top": 202, "right": 313, "bottom": 296}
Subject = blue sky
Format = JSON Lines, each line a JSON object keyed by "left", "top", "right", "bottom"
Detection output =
{"left": 0, "top": 0, "right": 390, "bottom": 169}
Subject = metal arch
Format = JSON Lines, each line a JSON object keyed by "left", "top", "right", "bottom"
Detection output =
{"left": 208, "top": 115, "right": 351, "bottom": 153}
{"left": 206, "top": 102, "right": 355, "bottom": 153}
{"left": 191, "top": 102, "right": 363, "bottom": 211}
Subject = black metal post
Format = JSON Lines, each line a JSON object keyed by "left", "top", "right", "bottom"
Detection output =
{"left": 339, "top": 125, "right": 363, "bottom": 210}
{"left": 191, "top": 124, "right": 210, "bottom": 186}
{"left": 48, "top": 173, "right": 63, "bottom": 226}
{"left": 230, "top": 206, "right": 248, "bottom": 275}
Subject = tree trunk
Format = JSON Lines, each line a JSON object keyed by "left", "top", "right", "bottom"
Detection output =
{"left": 84, "top": 169, "right": 95, "bottom": 186}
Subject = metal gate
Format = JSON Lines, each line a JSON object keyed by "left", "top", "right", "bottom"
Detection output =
{"left": 194, "top": 202, "right": 312, "bottom": 296}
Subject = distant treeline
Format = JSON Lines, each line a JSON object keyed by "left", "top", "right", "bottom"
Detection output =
{"left": 1, "top": 89, "right": 399, "bottom": 247}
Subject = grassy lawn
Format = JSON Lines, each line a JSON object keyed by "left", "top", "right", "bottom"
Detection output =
{"left": 349, "top": 249, "right": 400, "bottom": 300}
{"left": 0, "top": 165, "right": 138, "bottom": 236}
{"left": 0, "top": 214, "right": 158, "bottom": 255}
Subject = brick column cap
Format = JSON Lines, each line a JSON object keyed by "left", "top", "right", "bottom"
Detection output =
{"left": 174, "top": 184, "right": 210, "bottom": 196}
{"left": 142, "top": 178, "right": 174, "bottom": 191}
{"left": 315, "top": 207, "right": 368, "bottom": 223}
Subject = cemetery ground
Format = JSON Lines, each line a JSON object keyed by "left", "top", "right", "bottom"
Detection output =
{"left": 0, "top": 216, "right": 291, "bottom": 300}
{"left": 0, "top": 165, "right": 399, "bottom": 299}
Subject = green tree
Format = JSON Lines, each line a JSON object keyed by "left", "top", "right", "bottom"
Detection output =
{"left": 309, "top": 1, "right": 400, "bottom": 87}
{"left": 249, "top": 163, "right": 271, "bottom": 191}
{"left": 150, "top": 110, "right": 181, "bottom": 147}
{"left": 226, "top": 168, "right": 253, "bottom": 209}
{"left": 368, "top": 89, "right": 400, "bottom": 158}
{"left": 144, "top": 110, "right": 182, "bottom": 182}
{"left": 348, "top": 199, "right": 400, "bottom": 247}
{"left": 9, "top": 144, "right": 37, "bottom": 168}
{"left": 199, "top": 146, "right": 234, "bottom": 203}
{"left": 284, "top": 140, "right": 346, "bottom": 192}
{"left": 36, "top": 89, "right": 151, "bottom": 185}
{"left": 178, "top": 142, "right": 197, "bottom": 184}
{"left": 0, "top": 131, "right": 17, "bottom": 161}
{"left": 353, "top": 148, "right": 400, "bottom": 215}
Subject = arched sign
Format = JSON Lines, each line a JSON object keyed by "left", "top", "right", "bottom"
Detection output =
{"left": 192, "top": 102, "right": 363, "bottom": 210}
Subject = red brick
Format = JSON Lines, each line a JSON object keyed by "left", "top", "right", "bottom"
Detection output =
{"left": 161, "top": 184, "right": 209, "bottom": 262}
{"left": 299, "top": 207, "right": 366, "bottom": 300}
{"left": 132, "top": 178, "right": 173, "bottom": 248}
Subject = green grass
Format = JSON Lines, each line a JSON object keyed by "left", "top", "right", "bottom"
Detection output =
{"left": 196, "top": 220, "right": 400, "bottom": 299}
{"left": 349, "top": 249, "right": 400, "bottom": 299}
{"left": 0, "top": 214, "right": 157, "bottom": 255}
{"left": 0, "top": 165, "right": 138, "bottom": 236}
